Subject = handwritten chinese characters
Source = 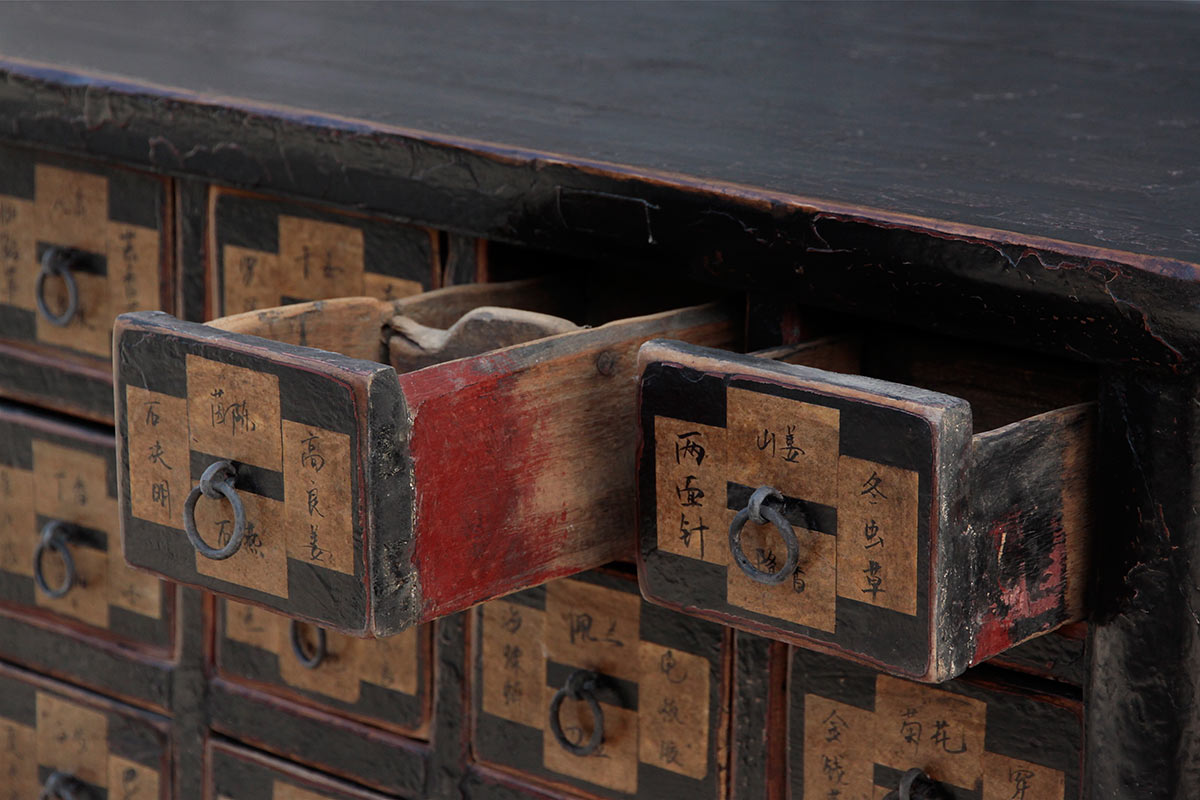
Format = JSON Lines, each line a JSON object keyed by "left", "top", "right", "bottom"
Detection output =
{"left": 127, "top": 387, "right": 188, "bottom": 530}
{"left": 654, "top": 418, "right": 729, "bottom": 565}
{"left": 283, "top": 422, "right": 354, "bottom": 575}
{"left": 836, "top": 457, "right": 919, "bottom": 616}
{"left": 726, "top": 387, "right": 840, "bottom": 507}
{"left": 220, "top": 210, "right": 424, "bottom": 315}
{"left": 803, "top": 675, "right": 1066, "bottom": 799}
{"left": 480, "top": 599, "right": 546, "bottom": 729}
{"left": 186, "top": 355, "right": 281, "bottom": 471}
{"left": 638, "top": 643, "right": 710, "bottom": 779}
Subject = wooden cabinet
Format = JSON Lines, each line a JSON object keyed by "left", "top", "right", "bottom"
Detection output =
{"left": 1, "top": 4, "right": 1198, "bottom": 799}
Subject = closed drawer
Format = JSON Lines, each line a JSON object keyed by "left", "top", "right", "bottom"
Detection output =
{"left": 471, "top": 569, "right": 730, "bottom": 800}
{"left": 788, "top": 648, "right": 1082, "bottom": 799}
{"left": 208, "top": 738, "right": 401, "bottom": 800}
{"left": 207, "top": 186, "right": 459, "bottom": 318}
{"left": 0, "top": 143, "right": 171, "bottom": 422}
{"left": 636, "top": 337, "right": 1096, "bottom": 682}
{"left": 114, "top": 280, "right": 738, "bottom": 634}
{"left": 0, "top": 403, "right": 174, "bottom": 680}
{"left": 0, "top": 661, "right": 170, "bottom": 800}
{"left": 216, "top": 598, "right": 431, "bottom": 738}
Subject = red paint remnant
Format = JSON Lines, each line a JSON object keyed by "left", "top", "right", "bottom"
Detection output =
{"left": 973, "top": 617, "right": 1013, "bottom": 664}
{"left": 973, "top": 510, "right": 1069, "bottom": 665}
{"left": 400, "top": 345, "right": 630, "bottom": 622}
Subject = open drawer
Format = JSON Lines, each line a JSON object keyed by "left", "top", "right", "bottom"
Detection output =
{"left": 114, "top": 279, "right": 739, "bottom": 635}
{"left": 636, "top": 336, "right": 1095, "bottom": 682}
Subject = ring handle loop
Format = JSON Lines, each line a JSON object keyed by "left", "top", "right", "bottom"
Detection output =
{"left": 183, "top": 460, "right": 246, "bottom": 560}
{"left": 290, "top": 621, "right": 327, "bottom": 669}
{"left": 881, "top": 768, "right": 949, "bottom": 800}
{"left": 35, "top": 246, "right": 81, "bottom": 327}
{"left": 39, "top": 770, "right": 83, "bottom": 800}
{"left": 728, "top": 485, "right": 802, "bottom": 585}
{"left": 34, "top": 520, "right": 76, "bottom": 599}
{"left": 548, "top": 669, "right": 605, "bottom": 756}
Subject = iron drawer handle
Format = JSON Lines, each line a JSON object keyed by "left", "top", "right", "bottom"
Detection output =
{"left": 35, "top": 246, "right": 81, "bottom": 327}
{"left": 728, "top": 485, "right": 802, "bottom": 585}
{"left": 183, "top": 460, "right": 246, "bottom": 560}
{"left": 39, "top": 770, "right": 83, "bottom": 800}
{"left": 34, "top": 521, "right": 76, "bottom": 599}
{"left": 881, "top": 768, "right": 950, "bottom": 800}
{"left": 290, "top": 620, "right": 327, "bottom": 669}
{"left": 549, "top": 669, "right": 605, "bottom": 757}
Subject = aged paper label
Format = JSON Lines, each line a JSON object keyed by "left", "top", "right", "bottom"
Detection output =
{"left": 836, "top": 457, "right": 919, "bottom": 616}
{"left": 195, "top": 492, "right": 288, "bottom": 597}
{"left": 725, "top": 389, "right": 841, "bottom": 507}
{"left": 282, "top": 422, "right": 354, "bottom": 575}
{"left": 127, "top": 387, "right": 189, "bottom": 531}
{"left": 654, "top": 417, "right": 730, "bottom": 565}
{"left": 545, "top": 580, "right": 641, "bottom": 685}
{"left": 637, "top": 641, "right": 709, "bottom": 779}
{"left": 186, "top": 355, "right": 282, "bottom": 472}
{"left": 36, "top": 692, "right": 108, "bottom": 787}
{"left": 481, "top": 599, "right": 546, "bottom": 729}
{"left": 278, "top": 215, "right": 365, "bottom": 300}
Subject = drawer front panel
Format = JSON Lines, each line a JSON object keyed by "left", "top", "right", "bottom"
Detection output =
{"left": 0, "top": 663, "right": 169, "bottom": 800}
{"left": 115, "top": 314, "right": 389, "bottom": 632}
{"left": 789, "top": 649, "right": 1082, "bottom": 799}
{"left": 209, "top": 739, "right": 399, "bottom": 800}
{"left": 0, "top": 403, "right": 173, "bottom": 652}
{"left": 472, "top": 570, "right": 729, "bottom": 800}
{"left": 209, "top": 187, "right": 438, "bottom": 317}
{"left": 0, "top": 144, "right": 169, "bottom": 356}
{"left": 217, "top": 599, "right": 431, "bottom": 737}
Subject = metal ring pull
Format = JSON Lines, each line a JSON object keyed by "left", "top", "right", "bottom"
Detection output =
{"left": 728, "top": 485, "right": 802, "bottom": 585}
{"left": 183, "top": 460, "right": 246, "bottom": 560}
{"left": 881, "top": 768, "right": 950, "bottom": 800}
{"left": 548, "top": 669, "right": 605, "bottom": 756}
{"left": 39, "top": 770, "right": 83, "bottom": 800}
{"left": 290, "top": 621, "right": 327, "bottom": 669}
{"left": 34, "top": 521, "right": 76, "bottom": 599}
{"left": 35, "top": 246, "right": 81, "bottom": 327}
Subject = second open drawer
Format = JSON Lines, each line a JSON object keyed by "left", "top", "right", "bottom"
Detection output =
{"left": 636, "top": 336, "right": 1095, "bottom": 682}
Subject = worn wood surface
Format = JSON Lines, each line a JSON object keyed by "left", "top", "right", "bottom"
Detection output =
{"left": 788, "top": 648, "right": 1083, "bottom": 799}
{"left": 404, "top": 303, "right": 739, "bottom": 624}
{"left": 208, "top": 278, "right": 573, "bottom": 363}
{"left": 208, "top": 737, "right": 409, "bottom": 800}
{"left": 0, "top": 659, "right": 171, "bottom": 800}
{"left": 637, "top": 339, "right": 1093, "bottom": 682}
